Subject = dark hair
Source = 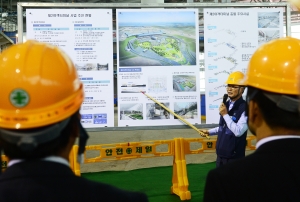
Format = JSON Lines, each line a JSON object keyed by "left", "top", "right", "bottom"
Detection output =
{"left": 248, "top": 87, "right": 300, "bottom": 130}
{"left": 0, "top": 112, "right": 79, "bottom": 159}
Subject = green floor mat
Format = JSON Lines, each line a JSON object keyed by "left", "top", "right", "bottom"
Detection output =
{"left": 82, "top": 162, "right": 216, "bottom": 202}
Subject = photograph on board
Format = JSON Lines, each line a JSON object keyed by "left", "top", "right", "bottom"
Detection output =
{"left": 117, "top": 10, "right": 197, "bottom": 66}
{"left": 146, "top": 103, "right": 170, "bottom": 120}
{"left": 120, "top": 103, "right": 143, "bottom": 120}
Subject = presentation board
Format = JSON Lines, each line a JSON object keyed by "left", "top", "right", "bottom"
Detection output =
{"left": 204, "top": 8, "right": 283, "bottom": 124}
{"left": 26, "top": 9, "right": 114, "bottom": 128}
{"left": 116, "top": 9, "right": 200, "bottom": 126}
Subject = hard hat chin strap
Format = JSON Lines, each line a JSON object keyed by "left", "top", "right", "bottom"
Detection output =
{"left": 0, "top": 117, "right": 89, "bottom": 165}
{"left": 0, "top": 146, "right": 2, "bottom": 175}
{"left": 77, "top": 119, "right": 89, "bottom": 164}
{"left": 263, "top": 92, "right": 300, "bottom": 113}
{"left": 0, "top": 118, "right": 70, "bottom": 152}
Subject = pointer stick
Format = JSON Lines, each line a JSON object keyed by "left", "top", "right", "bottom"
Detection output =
{"left": 141, "top": 91, "right": 209, "bottom": 139}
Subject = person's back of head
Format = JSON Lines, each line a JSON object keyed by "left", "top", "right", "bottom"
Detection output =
{"left": 240, "top": 37, "right": 300, "bottom": 138}
{"left": 0, "top": 40, "right": 84, "bottom": 160}
{"left": 0, "top": 41, "right": 148, "bottom": 202}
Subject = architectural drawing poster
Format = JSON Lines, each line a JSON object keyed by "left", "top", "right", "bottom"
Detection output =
{"left": 204, "top": 8, "right": 283, "bottom": 124}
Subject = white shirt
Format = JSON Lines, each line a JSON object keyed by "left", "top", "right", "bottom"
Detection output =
{"left": 208, "top": 100, "right": 248, "bottom": 137}
{"left": 256, "top": 135, "right": 300, "bottom": 149}
{"left": 8, "top": 156, "right": 70, "bottom": 167}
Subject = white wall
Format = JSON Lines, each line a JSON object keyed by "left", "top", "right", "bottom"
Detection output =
{"left": 16, "top": 32, "right": 27, "bottom": 43}
{"left": 283, "top": 24, "right": 300, "bottom": 39}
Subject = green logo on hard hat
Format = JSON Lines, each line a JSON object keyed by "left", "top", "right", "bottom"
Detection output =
{"left": 9, "top": 89, "right": 30, "bottom": 108}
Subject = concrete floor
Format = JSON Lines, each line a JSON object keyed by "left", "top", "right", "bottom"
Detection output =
{"left": 79, "top": 107, "right": 255, "bottom": 173}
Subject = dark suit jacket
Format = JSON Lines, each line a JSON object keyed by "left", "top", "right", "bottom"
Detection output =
{"left": 0, "top": 160, "right": 148, "bottom": 202}
{"left": 204, "top": 138, "right": 300, "bottom": 202}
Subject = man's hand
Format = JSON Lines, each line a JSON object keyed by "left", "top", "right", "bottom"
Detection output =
{"left": 199, "top": 129, "right": 209, "bottom": 137}
{"left": 219, "top": 103, "right": 228, "bottom": 116}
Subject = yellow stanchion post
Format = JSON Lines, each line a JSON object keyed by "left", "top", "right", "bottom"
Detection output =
{"left": 69, "top": 146, "right": 75, "bottom": 171}
{"left": 1, "top": 155, "right": 9, "bottom": 173}
{"left": 179, "top": 138, "right": 190, "bottom": 200}
{"left": 246, "top": 135, "right": 256, "bottom": 150}
{"left": 171, "top": 138, "right": 191, "bottom": 201}
{"left": 69, "top": 145, "right": 81, "bottom": 176}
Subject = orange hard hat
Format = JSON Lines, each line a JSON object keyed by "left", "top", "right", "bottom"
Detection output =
{"left": 225, "top": 71, "right": 245, "bottom": 85}
{"left": 240, "top": 37, "right": 300, "bottom": 95}
{"left": 0, "top": 40, "right": 84, "bottom": 129}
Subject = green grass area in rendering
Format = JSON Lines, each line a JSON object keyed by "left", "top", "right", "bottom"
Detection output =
{"left": 174, "top": 35, "right": 196, "bottom": 53}
{"left": 183, "top": 81, "right": 195, "bottom": 88}
{"left": 119, "top": 36, "right": 137, "bottom": 59}
{"left": 119, "top": 33, "right": 195, "bottom": 65}
{"left": 130, "top": 114, "right": 143, "bottom": 120}
{"left": 151, "top": 37, "right": 186, "bottom": 64}
{"left": 140, "top": 41, "right": 151, "bottom": 49}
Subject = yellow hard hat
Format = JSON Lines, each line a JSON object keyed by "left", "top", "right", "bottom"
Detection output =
{"left": 240, "top": 37, "right": 300, "bottom": 95}
{"left": 288, "top": 0, "right": 300, "bottom": 10}
{"left": 225, "top": 71, "right": 245, "bottom": 85}
{"left": 0, "top": 40, "right": 84, "bottom": 129}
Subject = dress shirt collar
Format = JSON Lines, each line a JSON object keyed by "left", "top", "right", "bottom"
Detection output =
{"left": 256, "top": 135, "right": 300, "bottom": 149}
{"left": 228, "top": 100, "right": 235, "bottom": 110}
{"left": 229, "top": 100, "right": 235, "bottom": 104}
{"left": 8, "top": 156, "right": 70, "bottom": 167}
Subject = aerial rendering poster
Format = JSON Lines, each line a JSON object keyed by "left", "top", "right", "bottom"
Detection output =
{"left": 117, "top": 9, "right": 200, "bottom": 127}
{"left": 118, "top": 11, "right": 197, "bottom": 66}
{"left": 204, "top": 8, "right": 283, "bottom": 124}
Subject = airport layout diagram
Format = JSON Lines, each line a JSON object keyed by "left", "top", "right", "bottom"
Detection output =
{"left": 117, "top": 9, "right": 201, "bottom": 127}
{"left": 204, "top": 8, "right": 283, "bottom": 124}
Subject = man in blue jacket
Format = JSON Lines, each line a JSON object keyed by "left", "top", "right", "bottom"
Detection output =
{"left": 201, "top": 71, "right": 248, "bottom": 167}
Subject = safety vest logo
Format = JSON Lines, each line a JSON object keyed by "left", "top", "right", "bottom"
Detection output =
{"left": 9, "top": 89, "right": 30, "bottom": 108}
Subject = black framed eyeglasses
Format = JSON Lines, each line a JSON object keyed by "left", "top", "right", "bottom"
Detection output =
{"left": 225, "top": 85, "right": 240, "bottom": 89}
